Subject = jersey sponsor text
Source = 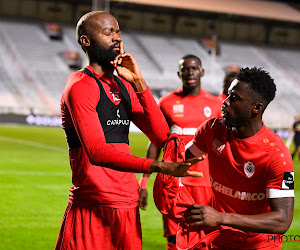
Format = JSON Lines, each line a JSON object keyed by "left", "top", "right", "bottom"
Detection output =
{"left": 210, "top": 175, "right": 266, "bottom": 201}
{"left": 170, "top": 124, "right": 197, "bottom": 136}
{"left": 107, "top": 119, "right": 130, "bottom": 126}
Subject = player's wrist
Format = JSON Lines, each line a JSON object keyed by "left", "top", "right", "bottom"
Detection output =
{"left": 218, "top": 212, "right": 228, "bottom": 226}
{"left": 132, "top": 77, "right": 147, "bottom": 92}
{"left": 139, "top": 176, "right": 149, "bottom": 189}
{"left": 149, "top": 161, "right": 163, "bottom": 173}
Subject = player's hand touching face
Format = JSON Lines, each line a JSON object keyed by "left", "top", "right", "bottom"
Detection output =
{"left": 110, "top": 42, "right": 147, "bottom": 92}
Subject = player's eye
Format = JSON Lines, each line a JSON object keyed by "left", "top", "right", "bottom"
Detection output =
{"left": 182, "top": 68, "right": 188, "bottom": 73}
{"left": 229, "top": 94, "right": 236, "bottom": 101}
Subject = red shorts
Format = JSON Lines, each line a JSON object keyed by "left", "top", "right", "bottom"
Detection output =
{"left": 163, "top": 214, "right": 179, "bottom": 237}
{"left": 55, "top": 203, "right": 142, "bottom": 250}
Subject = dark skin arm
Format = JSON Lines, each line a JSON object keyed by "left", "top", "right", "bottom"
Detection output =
{"left": 186, "top": 197, "right": 294, "bottom": 234}
{"left": 185, "top": 148, "right": 294, "bottom": 234}
{"left": 139, "top": 142, "right": 162, "bottom": 210}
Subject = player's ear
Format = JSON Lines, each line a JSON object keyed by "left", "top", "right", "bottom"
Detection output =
{"left": 200, "top": 67, "right": 205, "bottom": 77}
{"left": 177, "top": 71, "right": 181, "bottom": 79}
{"left": 253, "top": 102, "right": 264, "bottom": 114}
{"left": 80, "top": 35, "right": 90, "bottom": 47}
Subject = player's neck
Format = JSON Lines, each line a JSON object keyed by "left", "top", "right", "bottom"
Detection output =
{"left": 232, "top": 121, "right": 263, "bottom": 139}
{"left": 89, "top": 62, "right": 114, "bottom": 79}
{"left": 183, "top": 86, "right": 201, "bottom": 96}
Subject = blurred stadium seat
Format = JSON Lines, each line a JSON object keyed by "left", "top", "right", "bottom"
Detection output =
{"left": 0, "top": 0, "right": 299, "bottom": 129}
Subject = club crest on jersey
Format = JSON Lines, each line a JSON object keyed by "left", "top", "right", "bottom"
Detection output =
{"left": 282, "top": 172, "right": 294, "bottom": 189}
{"left": 173, "top": 104, "right": 184, "bottom": 114}
{"left": 244, "top": 162, "right": 255, "bottom": 178}
{"left": 204, "top": 106, "right": 212, "bottom": 118}
{"left": 112, "top": 92, "right": 120, "bottom": 101}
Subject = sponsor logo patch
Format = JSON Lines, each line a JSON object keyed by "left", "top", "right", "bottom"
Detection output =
{"left": 170, "top": 125, "right": 197, "bottom": 135}
{"left": 173, "top": 104, "right": 184, "bottom": 114}
{"left": 106, "top": 108, "right": 130, "bottom": 126}
{"left": 282, "top": 172, "right": 294, "bottom": 189}
{"left": 244, "top": 161, "right": 255, "bottom": 178}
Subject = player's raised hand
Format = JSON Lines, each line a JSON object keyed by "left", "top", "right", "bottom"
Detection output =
{"left": 110, "top": 42, "right": 147, "bottom": 92}
{"left": 150, "top": 156, "right": 205, "bottom": 177}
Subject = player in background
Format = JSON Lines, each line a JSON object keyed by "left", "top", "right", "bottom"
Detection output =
{"left": 216, "top": 70, "right": 238, "bottom": 101}
{"left": 55, "top": 11, "right": 202, "bottom": 250}
{"left": 139, "top": 54, "right": 223, "bottom": 249}
{"left": 185, "top": 67, "right": 294, "bottom": 249}
{"left": 291, "top": 114, "right": 300, "bottom": 160}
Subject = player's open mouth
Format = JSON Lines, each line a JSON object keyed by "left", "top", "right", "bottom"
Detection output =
{"left": 186, "top": 79, "right": 196, "bottom": 84}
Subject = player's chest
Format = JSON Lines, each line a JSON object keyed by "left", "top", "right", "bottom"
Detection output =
{"left": 167, "top": 101, "right": 215, "bottom": 124}
{"left": 209, "top": 139, "right": 268, "bottom": 185}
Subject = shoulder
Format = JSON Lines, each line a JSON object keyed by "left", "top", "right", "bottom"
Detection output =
{"left": 67, "top": 71, "right": 98, "bottom": 89}
{"left": 257, "top": 128, "right": 293, "bottom": 170}
{"left": 159, "top": 89, "right": 180, "bottom": 103}
{"left": 201, "top": 89, "right": 223, "bottom": 103}
{"left": 199, "top": 117, "right": 223, "bottom": 131}
{"left": 64, "top": 71, "right": 100, "bottom": 101}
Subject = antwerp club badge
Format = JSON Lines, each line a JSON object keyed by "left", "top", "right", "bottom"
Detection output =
{"left": 204, "top": 106, "right": 212, "bottom": 118}
{"left": 244, "top": 161, "right": 255, "bottom": 178}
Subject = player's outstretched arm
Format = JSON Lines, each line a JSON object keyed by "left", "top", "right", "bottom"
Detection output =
{"left": 149, "top": 156, "right": 204, "bottom": 177}
{"left": 110, "top": 41, "right": 147, "bottom": 92}
{"left": 185, "top": 197, "right": 294, "bottom": 234}
{"left": 139, "top": 142, "right": 162, "bottom": 210}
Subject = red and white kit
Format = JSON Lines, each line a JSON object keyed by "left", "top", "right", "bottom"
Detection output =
{"left": 188, "top": 118, "right": 294, "bottom": 249}
{"left": 158, "top": 89, "right": 222, "bottom": 237}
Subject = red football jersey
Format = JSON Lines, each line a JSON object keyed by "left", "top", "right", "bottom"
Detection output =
{"left": 159, "top": 88, "right": 223, "bottom": 187}
{"left": 61, "top": 66, "right": 169, "bottom": 208}
{"left": 188, "top": 118, "right": 294, "bottom": 248}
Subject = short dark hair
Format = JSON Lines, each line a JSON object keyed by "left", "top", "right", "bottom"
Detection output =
{"left": 180, "top": 54, "right": 202, "bottom": 65}
{"left": 236, "top": 67, "right": 276, "bottom": 108}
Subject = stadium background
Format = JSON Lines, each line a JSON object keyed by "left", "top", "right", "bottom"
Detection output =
{"left": 0, "top": 0, "right": 299, "bottom": 249}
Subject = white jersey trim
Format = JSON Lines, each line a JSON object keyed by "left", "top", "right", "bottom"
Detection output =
{"left": 185, "top": 141, "right": 206, "bottom": 157}
{"left": 267, "top": 188, "right": 294, "bottom": 198}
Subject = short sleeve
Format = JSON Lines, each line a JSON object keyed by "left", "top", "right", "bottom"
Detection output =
{"left": 186, "top": 119, "right": 213, "bottom": 157}
{"left": 266, "top": 145, "right": 294, "bottom": 198}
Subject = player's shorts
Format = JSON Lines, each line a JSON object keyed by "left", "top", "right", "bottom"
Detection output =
{"left": 163, "top": 214, "right": 179, "bottom": 238}
{"left": 185, "top": 185, "right": 213, "bottom": 206}
{"left": 55, "top": 202, "right": 142, "bottom": 250}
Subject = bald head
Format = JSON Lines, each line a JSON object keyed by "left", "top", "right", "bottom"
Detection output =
{"left": 75, "top": 11, "right": 122, "bottom": 67}
{"left": 76, "top": 11, "right": 118, "bottom": 47}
